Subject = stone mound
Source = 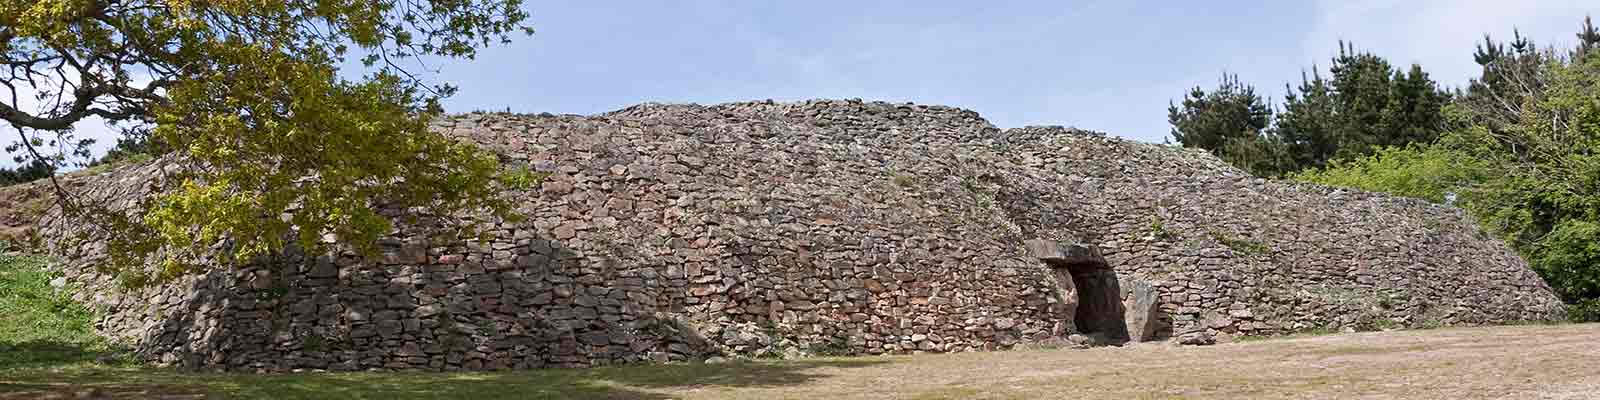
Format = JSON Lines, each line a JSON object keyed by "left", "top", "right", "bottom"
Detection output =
{"left": 36, "top": 99, "right": 1564, "bottom": 371}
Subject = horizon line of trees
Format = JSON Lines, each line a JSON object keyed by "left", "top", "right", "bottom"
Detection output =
{"left": 1171, "top": 16, "right": 1600, "bottom": 321}
{"left": 1168, "top": 41, "right": 1449, "bottom": 177}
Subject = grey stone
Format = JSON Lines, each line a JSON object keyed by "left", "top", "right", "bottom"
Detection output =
{"left": 1026, "top": 240, "right": 1104, "bottom": 270}
{"left": 1123, "top": 280, "right": 1162, "bottom": 342}
{"left": 30, "top": 99, "right": 1566, "bottom": 373}
{"left": 1177, "top": 331, "right": 1216, "bottom": 346}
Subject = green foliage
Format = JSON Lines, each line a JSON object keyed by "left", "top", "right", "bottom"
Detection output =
{"left": 1295, "top": 144, "right": 1490, "bottom": 204}
{"left": 807, "top": 336, "right": 853, "bottom": 357}
{"left": 2, "top": 1, "right": 537, "bottom": 286}
{"left": 1355, "top": 317, "right": 1402, "bottom": 332}
{"left": 1171, "top": 43, "right": 1449, "bottom": 177}
{"left": 1145, "top": 216, "right": 1184, "bottom": 240}
{"left": 1208, "top": 228, "right": 1269, "bottom": 256}
{"left": 889, "top": 170, "right": 915, "bottom": 188}
{"left": 1532, "top": 221, "right": 1600, "bottom": 302}
{"left": 89, "top": 129, "right": 165, "bottom": 168}
{"left": 81, "top": 152, "right": 153, "bottom": 176}
{"left": 302, "top": 334, "right": 326, "bottom": 352}
{"left": 1168, "top": 73, "right": 1272, "bottom": 154}
{"left": 1569, "top": 298, "right": 1600, "bottom": 323}
{"left": 475, "top": 318, "right": 497, "bottom": 338}
{"left": 1147, "top": 215, "right": 1174, "bottom": 240}
{"left": 253, "top": 286, "right": 289, "bottom": 301}
{"left": 1166, "top": 73, "right": 1300, "bottom": 176}
{"left": 0, "top": 159, "right": 54, "bottom": 186}
{"left": 1276, "top": 43, "right": 1451, "bottom": 172}
{"left": 960, "top": 176, "right": 993, "bottom": 209}
{"left": 1217, "top": 134, "right": 1295, "bottom": 178}
{"left": 1298, "top": 21, "right": 1600, "bottom": 314}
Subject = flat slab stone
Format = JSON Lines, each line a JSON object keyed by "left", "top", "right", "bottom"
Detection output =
{"left": 1123, "top": 279, "right": 1161, "bottom": 342}
{"left": 1026, "top": 240, "right": 1105, "bottom": 270}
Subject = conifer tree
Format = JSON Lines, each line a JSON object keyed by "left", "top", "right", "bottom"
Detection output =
{"left": 1167, "top": 74, "right": 1272, "bottom": 155}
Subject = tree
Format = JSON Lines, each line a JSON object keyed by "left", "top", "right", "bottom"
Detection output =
{"left": 1457, "top": 29, "right": 1548, "bottom": 139}
{"left": 89, "top": 129, "right": 159, "bottom": 167}
{"left": 1283, "top": 43, "right": 1449, "bottom": 169}
{"left": 0, "top": 158, "right": 53, "bottom": 186}
{"left": 1298, "top": 17, "right": 1600, "bottom": 321}
{"left": 1274, "top": 69, "right": 1339, "bottom": 170}
{"left": 1255, "top": 43, "right": 1450, "bottom": 173}
{"left": 1175, "top": 44, "right": 1448, "bottom": 176}
{"left": 1382, "top": 64, "right": 1449, "bottom": 146}
{"left": 1217, "top": 134, "right": 1294, "bottom": 178}
{"left": 2, "top": 1, "right": 536, "bottom": 285}
{"left": 1168, "top": 73, "right": 1282, "bottom": 174}
{"left": 1576, "top": 16, "right": 1600, "bottom": 60}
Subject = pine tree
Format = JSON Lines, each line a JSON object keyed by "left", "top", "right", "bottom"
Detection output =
{"left": 1384, "top": 65, "right": 1448, "bottom": 146}
{"left": 1577, "top": 16, "right": 1600, "bottom": 60}
{"left": 0, "top": 159, "right": 54, "bottom": 186}
{"left": 1275, "top": 69, "right": 1339, "bottom": 170}
{"left": 1460, "top": 29, "right": 1556, "bottom": 153}
{"left": 1275, "top": 43, "right": 1448, "bottom": 171}
{"left": 1168, "top": 74, "right": 1272, "bottom": 155}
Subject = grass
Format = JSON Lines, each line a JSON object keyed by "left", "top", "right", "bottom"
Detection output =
{"left": 1207, "top": 228, "right": 1270, "bottom": 256}
{"left": 889, "top": 170, "right": 916, "bottom": 188}
{"left": 75, "top": 153, "right": 154, "bottom": 177}
{"left": 1, "top": 359, "right": 891, "bottom": 400}
{"left": 0, "top": 253, "right": 128, "bottom": 370}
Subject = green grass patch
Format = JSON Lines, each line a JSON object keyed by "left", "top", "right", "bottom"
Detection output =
{"left": 0, "top": 357, "right": 890, "bottom": 399}
{"left": 0, "top": 253, "right": 127, "bottom": 370}
{"left": 1208, "top": 228, "right": 1270, "bottom": 256}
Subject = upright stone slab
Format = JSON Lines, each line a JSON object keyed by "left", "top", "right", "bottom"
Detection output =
{"left": 1122, "top": 279, "right": 1161, "bottom": 342}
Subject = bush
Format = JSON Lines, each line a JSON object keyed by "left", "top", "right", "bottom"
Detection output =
{"left": 1569, "top": 299, "right": 1600, "bottom": 323}
{"left": 1294, "top": 144, "right": 1487, "bottom": 204}
{"left": 1533, "top": 221, "right": 1600, "bottom": 302}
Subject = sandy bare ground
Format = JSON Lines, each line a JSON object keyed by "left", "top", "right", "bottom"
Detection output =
{"left": 3, "top": 323, "right": 1597, "bottom": 399}
{"left": 657, "top": 323, "right": 1600, "bottom": 400}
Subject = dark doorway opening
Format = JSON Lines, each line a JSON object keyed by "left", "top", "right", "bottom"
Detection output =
{"left": 1069, "top": 267, "right": 1129, "bottom": 342}
{"left": 1028, "top": 240, "right": 1130, "bottom": 344}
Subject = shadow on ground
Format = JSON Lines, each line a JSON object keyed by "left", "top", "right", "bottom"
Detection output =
{"left": 0, "top": 341, "right": 119, "bottom": 370}
{"left": 0, "top": 356, "right": 891, "bottom": 400}
{"left": 0, "top": 340, "right": 134, "bottom": 371}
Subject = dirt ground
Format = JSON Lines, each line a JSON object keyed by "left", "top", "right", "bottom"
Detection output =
{"left": 662, "top": 323, "right": 1600, "bottom": 400}
{"left": 3, "top": 323, "right": 1597, "bottom": 399}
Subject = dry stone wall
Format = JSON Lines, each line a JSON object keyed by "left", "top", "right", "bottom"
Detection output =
{"left": 1003, "top": 125, "right": 1566, "bottom": 336}
{"left": 39, "top": 99, "right": 1565, "bottom": 372}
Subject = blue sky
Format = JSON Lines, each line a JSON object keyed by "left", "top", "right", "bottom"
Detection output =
{"left": 431, "top": 0, "right": 1595, "bottom": 143}
{"left": 6, "top": 1, "right": 1598, "bottom": 166}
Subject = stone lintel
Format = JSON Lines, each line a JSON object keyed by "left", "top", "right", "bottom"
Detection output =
{"left": 1026, "top": 239, "right": 1106, "bottom": 271}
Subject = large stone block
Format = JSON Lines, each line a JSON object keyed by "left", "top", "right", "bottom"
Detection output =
{"left": 1122, "top": 279, "right": 1161, "bottom": 342}
{"left": 1025, "top": 240, "right": 1104, "bottom": 271}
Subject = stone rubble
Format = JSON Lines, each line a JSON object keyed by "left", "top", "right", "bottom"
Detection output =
{"left": 38, "top": 99, "right": 1566, "bottom": 372}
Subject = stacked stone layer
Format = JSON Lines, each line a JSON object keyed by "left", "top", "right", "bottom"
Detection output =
{"left": 40, "top": 99, "right": 1564, "bottom": 371}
